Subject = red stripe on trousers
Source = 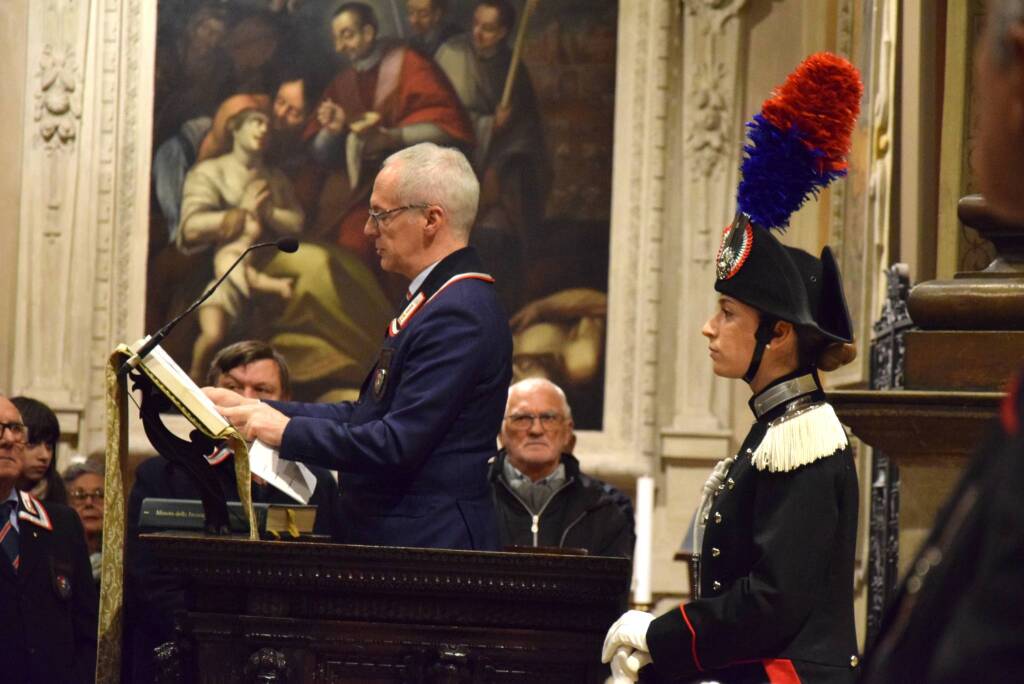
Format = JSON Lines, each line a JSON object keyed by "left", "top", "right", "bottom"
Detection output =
{"left": 678, "top": 604, "right": 704, "bottom": 672}
{"left": 763, "top": 658, "right": 801, "bottom": 684}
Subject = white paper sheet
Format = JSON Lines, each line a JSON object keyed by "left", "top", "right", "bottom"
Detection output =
{"left": 248, "top": 439, "right": 316, "bottom": 504}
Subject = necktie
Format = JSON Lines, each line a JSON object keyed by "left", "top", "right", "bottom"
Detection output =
{"left": 0, "top": 500, "right": 19, "bottom": 572}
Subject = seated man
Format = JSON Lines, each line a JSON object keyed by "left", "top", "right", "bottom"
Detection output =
{"left": 125, "top": 340, "right": 338, "bottom": 681}
{"left": 0, "top": 394, "right": 98, "bottom": 683}
{"left": 490, "top": 378, "right": 635, "bottom": 557}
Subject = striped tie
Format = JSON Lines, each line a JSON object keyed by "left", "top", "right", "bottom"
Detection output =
{"left": 0, "top": 500, "right": 18, "bottom": 573}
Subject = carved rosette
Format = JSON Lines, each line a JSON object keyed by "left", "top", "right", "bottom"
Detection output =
{"left": 34, "top": 43, "right": 82, "bottom": 149}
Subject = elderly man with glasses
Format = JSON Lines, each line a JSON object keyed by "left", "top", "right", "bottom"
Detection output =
{"left": 0, "top": 394, "right": 98, "bottom": 683}
{"left": 207, "top": 142, "right": 512, "bottom": 551}
{"left": 489, "top": 378, "right": 635, "bottom": 559}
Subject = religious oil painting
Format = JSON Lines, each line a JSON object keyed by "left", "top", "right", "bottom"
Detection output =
{"left": 146, "top": 0, "right": 617, "bottom": 428}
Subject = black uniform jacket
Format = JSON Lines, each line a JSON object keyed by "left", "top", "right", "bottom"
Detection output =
{"left": 643, "top": 371, "right": 860, "bottom": 684}
{"left": 123, "top": 454, "right": 338, "bottom": 681}
{"left": 489, "top": 449, "right": 636, "bottom": 558}
{"left": 861, "top": 370, "right": 1024, "bottom": 683}
{"left": 267, "top": 247, "right": 512, "bottom": 550}
{"left": 1, "top": 491, "right": 98, "bottom": 683}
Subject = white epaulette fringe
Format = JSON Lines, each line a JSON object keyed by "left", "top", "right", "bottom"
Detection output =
{"left": 751, "top": 402, "right": 848, "bottom": 473}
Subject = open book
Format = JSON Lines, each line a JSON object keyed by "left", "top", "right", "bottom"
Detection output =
{"left": 124, "top": 338, "right": 315, "bottom": 504}
{"left": 125, "top": 337, "right": 233, "bottom": 439}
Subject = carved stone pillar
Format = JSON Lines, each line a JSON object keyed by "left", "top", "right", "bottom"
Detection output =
{"left": 12, "top": 1, "right": 153, "bottom": 455}
{"left": 662, "top": 0, "right": 748, "bottom": 448}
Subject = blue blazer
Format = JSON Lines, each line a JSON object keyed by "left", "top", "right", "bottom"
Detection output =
{"left": 270, "top": 247, "right": 512, "bottom": 550}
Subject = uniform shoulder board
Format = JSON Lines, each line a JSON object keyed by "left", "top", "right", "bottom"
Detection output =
{"left": 751, "top": 401, "right": 848, "bottom": 473}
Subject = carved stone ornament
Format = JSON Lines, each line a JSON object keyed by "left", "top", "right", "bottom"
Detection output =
{"left": 245, "top": 648, "right": 289, "bottom": 683}
{"left": 153, "top": 641, "right": 184, "bottom": 684}
{"left": 681, "top": 0, "right": 749, "bottom": 34}
{"left": 686, "top": 62, "right": 732, "bottom": 177}
{"left": 34, "top": 44, "right": 82, "bottom": 148}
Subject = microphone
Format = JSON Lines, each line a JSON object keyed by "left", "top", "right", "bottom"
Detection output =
{"left": 119, "top": 237, "right": 300, "bottom": 375}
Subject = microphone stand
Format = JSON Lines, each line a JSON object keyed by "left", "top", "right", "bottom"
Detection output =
{"left": 118, "top": 238, "right": 297, "bottom": 377}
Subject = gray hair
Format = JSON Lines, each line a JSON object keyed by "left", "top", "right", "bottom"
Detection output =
{"left": 506, "top": 377, "right": 573, "bottom": 419}
{"left": 381, "top": 143, "right": 479, "bottom": 238}
{"left": 989, "top": 0, "right": 1024, "bottom": 66}
{"left": 63, "top": 459, "right": 105, "bottom": 485}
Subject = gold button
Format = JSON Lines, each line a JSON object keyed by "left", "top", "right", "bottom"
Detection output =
{"left": 727, "top": 478, "right": 735, "bottom": 490}
{"left": 711, "top": 547, "right": 720, "bottom": 557}
{"left": 714, "top": 511, "right": 722, "bottom": 524}
{"left": 712, "top": 580, "right": 721, "bottom": 591}
{"left": 850, "top": 655, "right": 859, "bottom": 668}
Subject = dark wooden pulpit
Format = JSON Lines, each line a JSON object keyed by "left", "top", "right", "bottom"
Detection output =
{"left": 831, "top": 195, "right": 1019, "bottom": 643}
{"left": 143, "top": 533, "right": 630, "bottom": 683}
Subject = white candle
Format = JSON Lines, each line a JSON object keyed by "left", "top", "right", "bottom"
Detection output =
{"left": 632, "top": 475, "right": 654, "bottom": 606}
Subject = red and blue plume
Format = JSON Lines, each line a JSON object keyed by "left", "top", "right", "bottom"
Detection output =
{"left": 737, "top": 52, "right": 863, "bottom": 230}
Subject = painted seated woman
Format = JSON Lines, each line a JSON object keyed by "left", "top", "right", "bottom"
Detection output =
{"left": 602, "top": 53, "right": 865, "bottom": 683}
{"left": 177, "top": 94, "right": 390, "bottom": 400}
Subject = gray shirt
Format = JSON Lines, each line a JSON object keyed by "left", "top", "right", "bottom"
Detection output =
{"left": 502, "top": 459, "right": 566, "bottom": 514}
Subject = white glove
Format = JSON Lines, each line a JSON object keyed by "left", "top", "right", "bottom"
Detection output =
{"left": 702, "top": 456, "right": 735, "bottom": 498}
{"left": 601, "top": 610, "right": 655, "bottom": 663}
{"left": 610, "top": 647, "right": 653, "bottom": 683}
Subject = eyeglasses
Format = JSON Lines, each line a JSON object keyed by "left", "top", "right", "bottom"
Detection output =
{"left": 366, "top": 204, "right": 429, "bottom": 230}
{"left": 0, "top": 421, "right": 28, "bottom": 443}
{"left": 69, "top": 488, "right": 104, "bottom": 503}
{"left": 505, "top": 412, "right": 565, "bottom": 431}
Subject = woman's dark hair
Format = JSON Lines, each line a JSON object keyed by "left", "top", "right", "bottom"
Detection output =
{"left": 10, "top": 396, "right": 68, "bottom": 505}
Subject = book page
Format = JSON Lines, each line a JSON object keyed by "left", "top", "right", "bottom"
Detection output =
{"left": 129, "top": 338, "right": 230, "bottom": 436}
{"left": 148, "top": 345, "right": 229, "bottom": 431}
{"left": 249, "top": 439, "right": 315, "bottom": 504}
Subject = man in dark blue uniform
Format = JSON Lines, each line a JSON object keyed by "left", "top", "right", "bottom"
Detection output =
{"left": 0, "top": 394, "right": 98, "bottom": 683}
{"left": 208, "top": 142, "right": 512, "bottom": 550}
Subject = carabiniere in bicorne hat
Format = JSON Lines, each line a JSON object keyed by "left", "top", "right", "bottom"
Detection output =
{"left": 714, "top": 52, "right": 863, "bottom": 383}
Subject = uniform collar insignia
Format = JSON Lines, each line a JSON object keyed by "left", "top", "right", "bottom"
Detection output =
{"left": 388, "top": 247, "right": 494, "bottom": 338}
{"left": 752, "top": 373, "right": 820, "bottom": 420}
{"left": 205, "top": 445, "right": 233, "bottom": 466}
{"left": 17, "top": 490, "right": 53, "bottom": 531}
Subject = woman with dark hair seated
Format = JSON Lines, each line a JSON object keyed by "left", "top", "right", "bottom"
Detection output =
{"left": 11, "top": 395, "right": 68, "bottom": 505}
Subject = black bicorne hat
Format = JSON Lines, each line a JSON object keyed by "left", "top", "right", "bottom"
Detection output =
{"left": 714, "top": 211, "right": 853, "bottom": 344}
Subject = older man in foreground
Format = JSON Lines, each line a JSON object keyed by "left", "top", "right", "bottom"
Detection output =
{"left": 0, "top": 394, "right": 97, "bottom": 683}
{"left": 208, "top": 143, "right": 512, "bottom": 550}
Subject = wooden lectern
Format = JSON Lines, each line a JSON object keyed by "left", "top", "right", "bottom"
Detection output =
{"left": 144, "top": 533, "right": 630, "bottom": 683}
{"left": 832, "top": 195, "right": 1016, "bottom": 582}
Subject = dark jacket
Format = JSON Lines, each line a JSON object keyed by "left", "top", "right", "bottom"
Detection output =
{"left": 124, "top": 454, "right": 338, "bottom": 682}
{"left": 643, "top": 373, "right": 860, "bottom": 684}
{"left": 1, "top": 492, "right": 98, "bottom": 683}
{"left": 268, "top": 247, "right": 511, "bottom": 550}
{"left": 861, "top": 371, "right": 1024, "bottom": 683}
{"left": 489, "top": 450, "right": 635, "bottom": 558}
